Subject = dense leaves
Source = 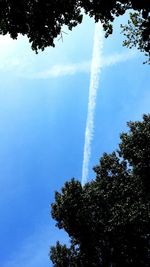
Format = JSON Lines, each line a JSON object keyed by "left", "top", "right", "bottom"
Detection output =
{"left": 50, "top": 114, "right": 150, "bottom": 267}
{"left": 119, "top": 114, "right": 150, "bottom": 194}
{"left": 0, "top": 0, "right": 83, "bottom": 52}
{"left": 121, "top": 11, "right": 150, "bottom": 64}
{"left": 0, "top": 1, "right": 149, "bottom": 60}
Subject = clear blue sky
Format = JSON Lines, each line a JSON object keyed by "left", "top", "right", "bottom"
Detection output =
{"left": 0, "top": 14, "right": 150, "bottom": 267}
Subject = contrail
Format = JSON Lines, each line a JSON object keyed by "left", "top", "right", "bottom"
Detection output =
{"left": 81, "top": 23, "right": 104, "bottom": 186}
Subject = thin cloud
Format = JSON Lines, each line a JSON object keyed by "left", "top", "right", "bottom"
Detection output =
{"left": 0, "top": 34, "right": 137, "bottom": 76}
{"left": 30, "top": 51, "right": 137, "bottom": 79}
{"left": 81, "top": 42, "right": 137, "bottom": 187}
{"left": 2, "top": 222, "right": 67, "bottom": 267}
{"left": 31, "top": 61, "right": 90, "bottom": 78}
{"left": 102, "top": 50, "right": 137, "bottom": 67}
{"left": 2, "top": 225, "right": 50, "bottom": 267}
{"left": 0, "top": 35, "right": 30, "bottom": 72}
{"left": 81, "top": 23, "right": 104, "bottom": 186}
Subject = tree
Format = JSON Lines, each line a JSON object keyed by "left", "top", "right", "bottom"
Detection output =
{"left": 0, "top": 1, "right": 149, "bottom": 61}
{"left": 50, "top": 114, "right": 150, "bottom": 267}
{"left": 121, "top": 11, "right": 150, "bottom": 64}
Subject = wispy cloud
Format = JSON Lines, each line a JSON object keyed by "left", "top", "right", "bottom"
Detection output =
{"left": 0, "top": 35, "right": 30, "bottom": 72}
{"left": 81, "top": 38, "right": 138, "bottom": 186}
{"left": 0, "top": 34, "right": 137, "bottom": 77}
{"left": 29, "top": 50, "right": 137, "bottom": 79}
{"left": 102, "top": 50, "right": 137, "bottom": 67}
{"left": 31, "top": 61, "right": 90, "bottom": 78}
{"left": 81, "top": 23, "right": 104, "bottom": 186}
{"left": 2, "top": 224, "right": 50, "bottom": 267}
{"left": 2, "top": 222, "right": 67, "bottom": 267}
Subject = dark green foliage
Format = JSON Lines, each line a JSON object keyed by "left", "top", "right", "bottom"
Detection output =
{"left": 119, "top": 114, "right": 150, "bottom": 194}
{"left": 50, "top": 241, "right": 80, "bottom": 267}
{"left": 50, "top": 114, "right": 150, "bottom": 267}
{"left": 121, "top": 12, "right": 150, "bottom": 64}
{"left": 0, "top": 1, "right": 149, "bottom": 60}
{"left": 0, "top": 0, "right": 83, "bottom": 52}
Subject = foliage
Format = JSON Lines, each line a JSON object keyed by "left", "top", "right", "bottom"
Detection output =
{"left": 121, "top": 11, "right": 150, "bottom": 64}
{"left": 0, "top": 1, "right": 149, "bottom": 60}
{"left": 50, "top": 114, "right": 150, "bottom": 267}
{"left": 0, "top": 0, "right": 83, "bottom": 52}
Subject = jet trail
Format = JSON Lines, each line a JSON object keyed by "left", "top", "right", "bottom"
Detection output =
{"left": 81, "top": 23, "right": 103, "bottom": 186}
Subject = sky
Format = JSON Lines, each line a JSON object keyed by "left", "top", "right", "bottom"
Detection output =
{"left": 0, "top": 13, "right": 150, "bottom": 267}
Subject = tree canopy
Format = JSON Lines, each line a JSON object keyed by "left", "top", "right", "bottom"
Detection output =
{"left": 0, "top": 1, "right": 149, "bottom": 61}
{"left": 50, "top": 114, "right": 150, "bottom": 267}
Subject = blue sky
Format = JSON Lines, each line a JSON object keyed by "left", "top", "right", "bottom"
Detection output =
{"left": 0, "top": 14, "right": 150, "bottom": 267}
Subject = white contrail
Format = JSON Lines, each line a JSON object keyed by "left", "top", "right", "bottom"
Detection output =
{"left": 81, "top": 23, "right": 104, "bottom": 186}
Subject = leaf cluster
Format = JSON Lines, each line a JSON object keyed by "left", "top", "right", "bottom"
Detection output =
{"left": 50, "top": 114, "right": 150, "bottom": 267}
{"left": 0, "top": 0, "right": 83, "bottom": 52}
{"left": 0, "top": 0, "right": 149, "bottom": 60}
{"left": 121, "top": 11, "right": 150, "bottom": 64}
